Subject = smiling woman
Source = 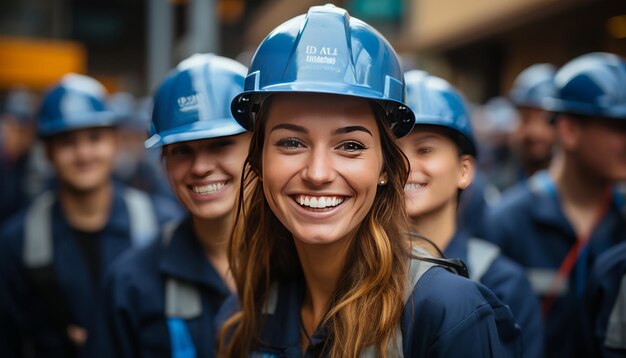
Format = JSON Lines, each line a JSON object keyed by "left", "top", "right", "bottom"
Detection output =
{"left": 100, "top": 53, "right": 251, "bottom": 358}
{"left": 217, "top": 4, "right": 523, "bottom": 358}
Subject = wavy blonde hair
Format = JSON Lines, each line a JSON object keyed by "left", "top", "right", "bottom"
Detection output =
{"left": 219, "top": 99, "right": 411, "bottom": 357}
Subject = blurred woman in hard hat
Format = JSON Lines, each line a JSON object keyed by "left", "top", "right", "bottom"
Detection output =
{"left": 102, "top": 53, "right": 250, "bottom": 357}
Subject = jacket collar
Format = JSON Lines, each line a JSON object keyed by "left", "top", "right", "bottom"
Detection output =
{"left": 159, "top": 216, "right": 229, "bottom": 295}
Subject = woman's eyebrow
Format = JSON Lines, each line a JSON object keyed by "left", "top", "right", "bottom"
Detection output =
{"left": 334, "top": 126, "right": 373, "bottom": 137}
{"left": 270, "top": 123, "right": 308, "bottom": 133}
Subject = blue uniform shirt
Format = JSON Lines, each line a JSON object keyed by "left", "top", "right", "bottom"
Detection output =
{"left": 484, "top": 170, "right": 626, "bottom": 358}
{"left": 445, "top": 230, "right": 543, "bottom": 357}
{"left": 217, "top": 265, "right": 523, "bottom": 357}
{"left": 583, "top": 240, "right": 626, "bottom": 357}
{"left": 0, "top": 182, "right": 179, "bottom": 358}
{"left": 102, "top": 216, "right": 231, "bottom": 357}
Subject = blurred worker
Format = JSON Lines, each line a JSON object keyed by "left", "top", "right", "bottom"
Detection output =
{"left": 399, "top": 70, "right": 543, "bottom": 357}
{"left": 484, "top": 52, "right": 626, "bottom": 357}
{"left": 0, "top": 88, "right": 50, "bottom": 224}
{"left": 102, "top": 54, "right": 250, "bottom": 357}
{"left": 108, "top": 93, "right": 175, "bottom": 200}
{"left": 509, "top": 64, "right": 558, "bottom": 179}
{"left": 473, "top": 96, "right": 521, "bottom": 192}
{"left": 0, "top": 74, "right": 179, "bottom": 357}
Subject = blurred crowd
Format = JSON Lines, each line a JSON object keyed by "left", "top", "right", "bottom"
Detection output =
{"left": 0, "top": 4, "right": 626, "bottom": 358}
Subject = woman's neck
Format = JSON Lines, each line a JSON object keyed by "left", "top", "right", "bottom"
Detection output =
{"left": 191, "top": 214, "right": 236, "bottom": 292}
{"left": 409, "top": 199, "right": 458, "bottom": 254}
{"left": 549, "top": 151, "right": 612, "bottom": 237}
{"left": 294, "top": 236, "right": 352, "bottom": 335}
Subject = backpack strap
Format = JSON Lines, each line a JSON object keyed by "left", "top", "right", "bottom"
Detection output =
{"left": 122, "top": 187, "right": 159, "bottom": 249}
{"left": 162, "top": 220, "right": 200, "bottom": 358}
{"left": 362, "top": 247, "right": 437, "bottom": 357}
{"left": 467, "top": 238, "right": 500, "bottom": 282}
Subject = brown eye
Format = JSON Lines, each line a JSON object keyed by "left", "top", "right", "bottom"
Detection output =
{"left": 276, "top": 138, "right": 305, "bottom": 150}
{"left": 337, "top": 141, "right": 366, "bottom": 153}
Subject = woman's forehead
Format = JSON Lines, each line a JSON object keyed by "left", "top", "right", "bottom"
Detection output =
{"left": 271, "top": 92, "right": 371, "bottom": 111}
{"left": 265, "top": 93, "right": 378, "bottom": 129}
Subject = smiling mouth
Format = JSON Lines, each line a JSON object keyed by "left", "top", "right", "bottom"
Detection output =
{"left": 191, "top": 181, "right": 227, "bottom": 195}
{"left": 404, "top": 183, "right": 427, "bottom": 192}
{"left": 292, "top": 194, "right": 345, "bottom": 209}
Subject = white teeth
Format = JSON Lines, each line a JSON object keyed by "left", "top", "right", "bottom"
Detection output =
{"left": 404, "top": 183, "right": 426, "bottom": 192}
{"left": 295, "top": 195, "right": 344, "bottom": 209}
{"left": 192, "top": 182, "right": 226, "bottom": 195}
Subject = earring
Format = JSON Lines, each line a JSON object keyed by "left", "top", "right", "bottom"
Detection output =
{"left": 379, "top": 179, "right": 386, "bottom": 186}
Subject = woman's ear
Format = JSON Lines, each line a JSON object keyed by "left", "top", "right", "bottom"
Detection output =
{"left": 457, "top": 155, "right": 475, "bottom": 190}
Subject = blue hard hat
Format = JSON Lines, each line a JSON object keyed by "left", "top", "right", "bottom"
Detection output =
{"left": 544, "top": 52, "right": 626, "bottom": 119}
{"left": 510, "top": 64, "right": 557, "bottom": 109}
{"left": 230, "top": 4, "right": 415, "bottom": 138}
{"left": 3, "top": 87, "right": 37, "bottom": 123}
{"left": 38, "top": 73, "right": 118, "bottom": 138}
{"left": 146, "top": 53, "right": 248, "bottom": 148}
{"left": 404, "top": 70, "right": 476, "bottom": 156}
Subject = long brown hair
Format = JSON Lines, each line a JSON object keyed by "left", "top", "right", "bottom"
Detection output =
{"left": 219, "top": 97, "right": 411, "bottom": 357}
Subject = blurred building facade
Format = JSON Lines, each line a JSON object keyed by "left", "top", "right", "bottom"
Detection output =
{"left": 0, "top": 0, "right": 624, "bottom": 100}
{"left": 398, "top": 0, "right": 626, "bottom": 102}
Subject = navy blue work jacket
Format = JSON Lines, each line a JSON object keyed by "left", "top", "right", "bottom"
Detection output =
{"left": 217, "top": 265, "right": 523, "bottom": 357}
{"left": 102, "top": 216, "right": 231, "bottom": 357}
{"left": 445, "top": 230, "right": 543, "bottom": 358}
{"left": 583, "top": 240, "right": 626, "bottom": 358}
{"left": 0, "top": 182, "right": 179, "bottom": 358}
{"left": 484, "top": 170, "right": 626, "bottom": 358}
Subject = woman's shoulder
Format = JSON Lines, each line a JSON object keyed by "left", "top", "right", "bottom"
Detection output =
{"left": 403, "top": 265, "right": 523, "bottom": 357}
{"left": 410, "top": 265, "right": 509, "bottom": 318}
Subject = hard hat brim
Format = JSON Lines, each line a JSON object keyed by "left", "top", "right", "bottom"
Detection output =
{"left": 231, "top": 84, "right": 415, "bottom": 138}
{"left": 38, "top": 111, "right": 119, "bottom": 138}
{"left": 543, "top": 97, "right": 626, "bottom": 120}
{"left": 145, "top": 119, "right": 247, "bottom": 148}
